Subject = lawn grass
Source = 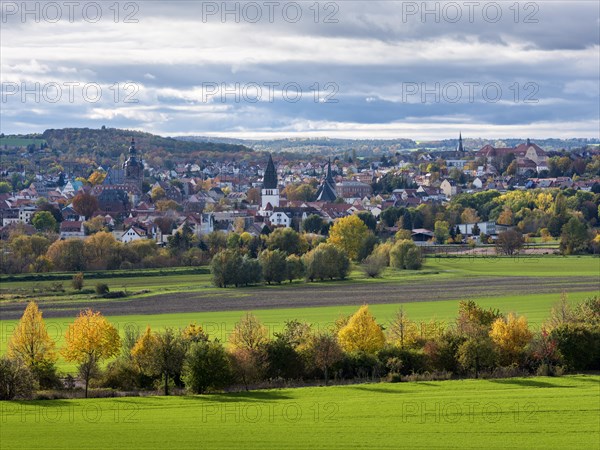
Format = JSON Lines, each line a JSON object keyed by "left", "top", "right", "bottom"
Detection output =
{"left": 1, "top": 375, "right": 598, "bottom": 449}
{"left": 1, "top": 290, "right": 596, "bottom": 373}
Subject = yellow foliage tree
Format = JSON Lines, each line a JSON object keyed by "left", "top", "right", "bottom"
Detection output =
{"left": 62, "top": 309, "right": 120, "bottom": 397}
{"left": 229, "top": 313, "right": 269, "bottom": 351}
{"left": 489, "top": 313, "right": 533, "bottom": 366}
{"left": 327, "top": 214, "right": 369, "bottom": 261}
{"left": 338, "top": 305, "right": 385, "bottom": 354}
{"left": 88, "top": 171, "right": 106, "bottom": 186}
{"left": 7, "top": 301, "right": 57, "bottom": 371}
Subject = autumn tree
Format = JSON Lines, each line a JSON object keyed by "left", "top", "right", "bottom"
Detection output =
{"left": 228, "top": 313, "right": 269, "bottom": 390}
{"left": 496, "top": 229, "right": 524, "bottom": 256}
{"left": 338, "top": 305, "right": 385, "bottom": 354}
{"left": 327, "top": 214, "right": 369, "bottom": 260}
{"left": 47, "top": 238, "right": 86, "bottom": 271}
{"left": 489, "top": 313, "right": 533, "bottom": 366}
{"left": 7, "top": 301, "right": 57, "bottom": 385}
{"left": 461, "top": 208, "right": 480, "bottom": 224}
{"left": 434, "top": 220, "right": 450, "bottom": 244}
{"left": 131, "top": 327, "right": 186, "bottom": 396}
{"left": 303, "top": 332, "right": 343, "bottom": 385}
{"left": 387, "top": 307, "right": 419, "bottom": 348}
{"left": 84, "top": 231, "right": 119, "bottom": 270}
{"left": 62, "top": 309, "right": 120, "bottom": 397}
{"left": 150, "top": 185, "right": 166, "bottom": 202}
{"left": 71, "top": 192, "right": 98, "bottom": 220}
{"left": 72, "top": 272, "right": 84, "bottom": 291}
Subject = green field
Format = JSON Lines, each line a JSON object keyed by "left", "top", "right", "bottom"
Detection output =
{"left": 0, "top": 137, "right": 46, "bottom": 148}
{"left": 1, "top": 375, "right": 598, "bottom": 449}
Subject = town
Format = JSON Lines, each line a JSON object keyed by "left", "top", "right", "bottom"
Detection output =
{"left": 1, "top": 130, "right": 599, "bottom": 275}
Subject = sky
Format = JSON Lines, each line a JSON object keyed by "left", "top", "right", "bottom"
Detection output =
{"left": 1, "top": 1, "right": 599, "bottom": 140}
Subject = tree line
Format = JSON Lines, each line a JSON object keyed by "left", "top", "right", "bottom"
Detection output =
{"left": 2, "top": 295, "right": 598, "bottom": 400}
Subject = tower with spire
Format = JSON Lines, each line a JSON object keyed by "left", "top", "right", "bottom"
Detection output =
{"left": 123, "top": 137, "right": 143, "bottom": 189}
{"left": 260, "top": 154, "right": 279, "bottom": 215}
{"left": 315, "top": 158, "right": 337, "bottom": 202}
{"left": 456, "top": 132, "right": 465, "bottom": 152}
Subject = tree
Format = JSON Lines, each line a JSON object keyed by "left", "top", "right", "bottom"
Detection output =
{"left": 389, "top": 239, "right": 422, "bottom": 270}
{"left": 457, "top": 336, "right": 496, "bottom": 378}
{"left": 434, "top": 220, "right": 450, "bottom": 244}
{"left": 131, "top": 327, "right": 186, "bottom": 396}
{"left": 71, "top": 192, "right": 98, "bottom": 220}
{"left": 338, "top": 305, "right": 386, "bottom": 354}
{"left": 489, "top": 313, "right": 533, "bottom": 366}
{"left": 7, "top": 302, "right": 57, "bottom": 383}
{"left": 550, "top": 323, "right": 600, "bottom": 371}
{"left": 62, "top": 309, "right": 120, "bottom": 397}
{"left": 303, "top": 332, "right": 343, "bottom": 385}
{"left": 183, "top": 340, "right": 231, "bottom": 394}
{"left": 0, "top": 181, "right": 11, "bottom": 194}
{"left": 31, "top": 211, "right": 57, "bottom": 232}
{"left": 560, "top": 217, "right": 590, "bottom": 255}
{"left": 302, "top": 214, "right": 324, "bottom": 234}
{"left": 259, "top": 249, "right": 287, "bottom": 284}
{"left": 84, "top": 231, "right": 119, "bottom": 269}
{"left": 210, "top": 250, "right": 242, "bottom": 287}
{"left": 303, "top": 243, "right": 350, "bottom": 281}
{"left": 357, "top": 211, "right": 377, "bottom": 231}
{"left": 387, "top": 307, "right": 419, "bottom": 348}
{"left": 150, "top": 185, "right": 166, "bottom": 202}
{"left": 285, "top": 254, "right": 305, "bottom": 282}
{"left": 47, "top": 238, "right": 86, "bottom": 271}
{"left": 361, "top": 253, "right": 386, "bottom": 278}
{"left": 461, "top": 208, "right": 480, "bottom": 224}
{"left": 228, "top": 313, "right": 269, "bottom": 390}
{"left": 83, "top": 216, "right": 108, "bottom": 235}
{"left": 496, "top": 229, "right": 524, "bottom": 256}
{"left": 328, "top": 215, "right": 369, "bottom": 260}
{"left": 266, "top": 228, "right": 307, "bottom": 255}
{"left": 72, "top": 272, "right": 84, "bottom": 291}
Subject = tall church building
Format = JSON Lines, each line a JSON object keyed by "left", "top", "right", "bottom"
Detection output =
{"left": 260, "top": 154, "right": 279, "bottom": 216}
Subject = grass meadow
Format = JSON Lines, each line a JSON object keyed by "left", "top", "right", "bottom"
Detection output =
{"left": 1, "top": 375, "right": 598, "bottom": 449}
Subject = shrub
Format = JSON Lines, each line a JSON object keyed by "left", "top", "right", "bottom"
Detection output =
{"left": 95, "top": 283, "right": 110, "bottom": 295}
{"left": 0, "top": 357, "right": 36, "bottom": 400}
{"left": 389, "top": 240, "right": 422, "bottom": 270}
{"left": 361, "top": 254, "right": 386, "bottom": 278}
{"left": 550, "top": 323, "right": 600, "bottom": 371}
{"left": 71, "top": 272, "right": 84, "bottom": 291}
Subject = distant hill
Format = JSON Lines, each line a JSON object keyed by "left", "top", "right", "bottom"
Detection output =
{"left": 39, "top": 128, "right": 252, "bottom": 158}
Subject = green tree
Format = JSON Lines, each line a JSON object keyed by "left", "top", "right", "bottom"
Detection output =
{"left": 285, "top": 254, "right": 305, "bottom": 283}
{"left": 302, "top": 214, "right": 325, "bottom": 234}
{"left": 183, "top": 340, "right": 231, "bottom": 394}
{"left": 210, "top": 250, "right": 242, "bottom": 287}
{"left": 267, "top": 227, "right": 307, "bottom": 255}
{"left": 259, "top": 249, "right": 287, "bottom": 284}
{"left": 560, "top": 218, "right": 590, "bottom": 254}
{"left": 434, "top": 220, "right": 450, "bottom": 244}
{"left": 31, "top": 211, "right": 57, "bottom": 232}
{"left": 389, "top": 239, "right": 422, "bottom": 270}
{"left": 303, "top": 243, "right": 350, "bottom": 281}
{"left": 457, "top": 336, "right": 496, "bottom": 378}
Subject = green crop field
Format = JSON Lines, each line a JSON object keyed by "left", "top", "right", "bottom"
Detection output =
{"left": 1, "top": 375, "right": 598, "bottom": 449}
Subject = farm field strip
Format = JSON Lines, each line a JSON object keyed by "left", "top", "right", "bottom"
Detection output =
{"left": 1, "top": 375, "right": 598, "bottom": 449}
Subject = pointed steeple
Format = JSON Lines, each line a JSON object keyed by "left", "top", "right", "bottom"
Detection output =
{"left": 325, "top": 158, "right": 334, "bottom": 183}
{"left": 457, "top": 132, "right": 464, "bottom": 152}
{"left": 263, "top": 154, "right": 278, "bottom": 189}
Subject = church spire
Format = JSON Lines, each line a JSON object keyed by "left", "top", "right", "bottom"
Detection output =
{"left": 457, "top": 132, "right": 464, "bottom": 152}
{"left": 263, "top": 154, "right": 278, "bottom": 189}
{"left": 325, "top": 158, "right": 334, "bottom": 183}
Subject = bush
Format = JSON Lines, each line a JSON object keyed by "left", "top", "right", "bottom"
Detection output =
{"left": 338, "top": 351, "right": 382, "bottom": 380}
{"left": 362, "top": 254, "right": 386, "bottom": 278}
{"left": 0, "top": 357, "right": 36, "bottom": 400}
{"left": 95, "top": 283, "right": 110, "bottom": 295}
{"left": 550, "top": 323, "right": 600, "bottom": 371}
{"left": 72, "top": 272, "right": 84, "bottom": 291}
{"left": 390, "top": 240, "right": 422, "bottom": 270}
{"left": 377, "top": 346, "right": 428, "bottom": 376}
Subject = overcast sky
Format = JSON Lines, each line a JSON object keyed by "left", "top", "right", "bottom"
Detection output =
{"left": 1, "top": 1, "right": 599, "bottom": 140}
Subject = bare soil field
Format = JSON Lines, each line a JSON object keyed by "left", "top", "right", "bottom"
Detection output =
{"left": 1, "top": 276, "right": 597, "bottom": 320}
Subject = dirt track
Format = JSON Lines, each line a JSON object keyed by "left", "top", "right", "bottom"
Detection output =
{"left": 1, "top": 276, "right": 598, "bottom": 320}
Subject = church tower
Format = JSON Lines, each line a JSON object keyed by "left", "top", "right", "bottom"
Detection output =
{"left": 315, "top": 158, "right": 337, "bottom": 202}
{"left": 261, "top": 154, "right": 279, "bottom": 214}
{"left": 123, "top": 137, "right": 143, "bottom": 189}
